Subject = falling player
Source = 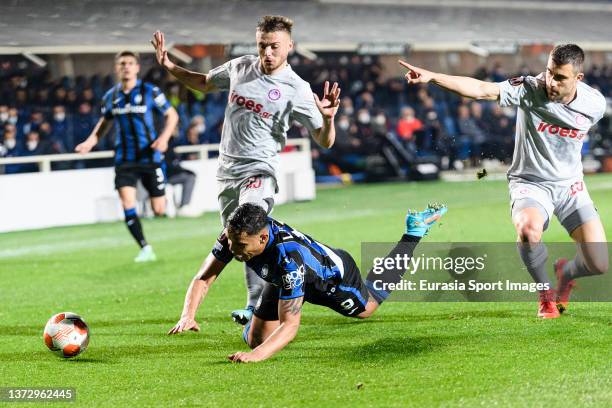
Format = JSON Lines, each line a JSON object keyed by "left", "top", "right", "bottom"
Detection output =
{"left": 399, "top": 44, "right": 608, "bottom": 318}
{"left": 151, "top": 16, "right": 341, "bottom": 323}
{"left": 168, "top": 202, "right": 447, "bottom": 362}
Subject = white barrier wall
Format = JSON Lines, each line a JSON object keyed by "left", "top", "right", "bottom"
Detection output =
{"left": 0, "top": 151, "right": 315, "bottom": 233}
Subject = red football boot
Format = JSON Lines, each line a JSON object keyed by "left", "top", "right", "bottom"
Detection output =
{"left": 537, "top": 289, "right": 560, "bottom": 319}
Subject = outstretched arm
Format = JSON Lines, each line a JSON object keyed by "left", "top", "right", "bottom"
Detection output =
{"left": 151, "top": 31, "right": 217, "bottom": 94}
{"left": 228, "top": 296, "right": 303, "bottom": 363}
{"left": 312, "top": 81, "right": 341, "bottom": 148}
{"left": 167, "top": 253, "right": 227, "bottom": 334}
{"left": 398, "top": 60, "right": 500, "bottom": 101}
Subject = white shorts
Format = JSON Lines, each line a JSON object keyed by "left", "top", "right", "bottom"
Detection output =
{"left": 217, "top": 175, "right": 277, "bottom": 226}
{"left": 509, "top": 179, "right": 599, "bottom": 233}
{"left": 509, "top": 178, "right": 598, "bottom": 233}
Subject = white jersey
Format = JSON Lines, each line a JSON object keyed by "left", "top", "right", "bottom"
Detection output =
{"left": 207, "top": 55, "right": 323, "bottom": 181}
{"left": 498, "top": 74, "right": 607, "bottom": 185}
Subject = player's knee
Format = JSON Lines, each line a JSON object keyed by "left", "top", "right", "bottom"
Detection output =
{"left": 152, "top": 201, "right": 166, "bottom": 216}
{"left": 515, "top": 219, "right": 543, "bottom": 243}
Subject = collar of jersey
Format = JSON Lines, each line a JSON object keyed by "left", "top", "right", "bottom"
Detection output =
{"left": 118, "top": 79, "right": 141, "bottom": 95}
{"left": 258, "top": 59, "right": 292, "bottom": 77}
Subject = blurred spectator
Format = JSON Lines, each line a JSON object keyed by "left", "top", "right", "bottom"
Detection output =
{"left": 456, "top": 104, "right": 486, "bottom": 164}
{"left": 396, "top": 106, "right": 423, "bottom": 146}
{"left": 0, "top": 124, "right": 22, "bottom": 174}
{"left": 22, "top": 111, "right": 44, "bottom": 138}
{"left": 482, "top": 104, "right": 515, "bottom": 162}
{"left": 164, "top": 144, "right": 198, "bottom": 216}
{"left": 19, "top": 130, "right": 53, "bottom": 172}
{"left": 50, "top": 105, "right": 72, "bottom": 151}
{"left": 72, "top": 102, "right": 97, "bottom": 149}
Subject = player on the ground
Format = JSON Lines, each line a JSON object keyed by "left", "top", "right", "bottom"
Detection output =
{"left": 168, "top": 202, "right": 447, "bottom": 362}
{"left": 399, "top": 44, "right": 608, "bottom": 318}
{"left": 151, "top": 16, "right": 340, "bottom": 324}
{"left": 76, "top": 51, "right": 179, "bottom": 262}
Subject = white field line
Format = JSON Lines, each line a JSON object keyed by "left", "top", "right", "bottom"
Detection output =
{"left": 0, "top": 209, "right": 379, "bottom": 259}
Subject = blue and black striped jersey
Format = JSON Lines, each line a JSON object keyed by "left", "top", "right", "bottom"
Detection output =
{"left": 101, "top": 80, "right": 171, "bottom": 164}
{"left": 213, "top": 218, "right": 346, "bottom": 300}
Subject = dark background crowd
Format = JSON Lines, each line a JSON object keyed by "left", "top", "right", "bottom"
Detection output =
{"left": 1, "top": 54, "right": 611, "bottom": 178}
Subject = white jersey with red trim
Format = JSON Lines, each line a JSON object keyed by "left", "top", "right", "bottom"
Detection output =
{"left": 207, "top": 55, "right": 323, "bottom": 181}
{"left": 498, "top": 74, "right": 607, "bottom": 185}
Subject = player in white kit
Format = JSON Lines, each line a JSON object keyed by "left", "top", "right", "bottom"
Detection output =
{"left": 151, "top": 16, "right": 341, "bottom": 325}
{"left": 398, "top": 44, "right": 608, "bottom": 318}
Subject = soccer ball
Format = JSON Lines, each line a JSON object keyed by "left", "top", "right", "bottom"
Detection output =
{"left": 43, "top": 312, "right": 89, "bottom": 358}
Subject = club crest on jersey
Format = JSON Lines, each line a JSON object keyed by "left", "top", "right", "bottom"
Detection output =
{"left": 268, "top": 88, "right": 281, "bottom": 101}
{"left": 261, "top": 264, "right": 269, "bottom": 278}
{"left": 134, "top": 94, "right": 142, "bottom": 104}
{"left": 508, "top": 76, "right": 524, "bottom": 86}
{"left": 282, "top": 265, "right": 304, "bottom": 290}
{"left": 575, "top": 114, "right": 587, "bottom": 126}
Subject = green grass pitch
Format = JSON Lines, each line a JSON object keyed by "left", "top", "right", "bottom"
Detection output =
{"left": 1, "top": 175, "right": 611, "bottom": 407}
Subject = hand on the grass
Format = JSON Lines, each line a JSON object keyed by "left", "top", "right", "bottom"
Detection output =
{"left": 228, "top": 351, "right": 265, "bottom": 363}
{"left": 151, "top": 137, "right": 168, "bottom": 153}
{"left": 168, "top": 317, "right": 200, "bottom": 334}
{"left": 151, "top": 31, "right": 176, "bottom": 71}
{"left": 313, "top": 81, "right": 341, "bottom": 119}
{"left": 398, "top": 60, "right": 434, "bottom": 85}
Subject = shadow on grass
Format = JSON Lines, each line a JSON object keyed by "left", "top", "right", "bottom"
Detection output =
{"left": 322, "top": 334, "right": 460, "bottom": 363}
{"left": 304, "top": 308, "right": 522, "bottom": 327}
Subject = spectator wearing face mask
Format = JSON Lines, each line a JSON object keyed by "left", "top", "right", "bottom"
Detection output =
{"left": 0, "top": 105, "right": 9, "bottom": 132}
{"left": 0, "top": 124, "right": 22, "bottom": 174}
{"left": 50, "top": 105, "right": 73, "bottom": 150}
{"left": 18, "top": 130, "right": 52, "bottom": 172}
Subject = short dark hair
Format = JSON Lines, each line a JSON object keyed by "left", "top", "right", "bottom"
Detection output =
{"left": 256, "top": 15, "right": 293, "bottom": 35}
{"left": 115, "top": 50, "right": 140, "bottom": 63}
{"left": 550, "top": 44, "right": 584, "bottom": 73}
{"left": 226, "top": 203, "right": 268, "bottom": 235}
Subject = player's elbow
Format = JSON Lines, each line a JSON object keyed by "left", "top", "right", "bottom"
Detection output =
{"left": 477, "top": 82, "right": 500, "bottom": 101}
{"left": 316, "top": 134, "right": 334, "bottom": 149}
{"left": 320, "top": 139, "right": 334, "bottom": 149}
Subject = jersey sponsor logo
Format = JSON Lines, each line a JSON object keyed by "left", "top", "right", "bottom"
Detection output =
{"left": 229, "top": 91, "right": 272, "bottom": 119}
{"left": 282, "top": 265, "right": 305, "bottom": 290}
{"left": 111, "top": 105, "right": 148, "bottom": 115}
{"left": 536, "top": 121, "right": 586, "bottom": 141}
{"left": 267, "top": 88, "right": 281, "bottom": 101}
{"left": 508, "top": 76, "right": 524, "bottom": 86}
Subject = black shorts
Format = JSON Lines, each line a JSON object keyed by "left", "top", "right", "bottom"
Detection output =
{"left": 253, "top": 248, "right": 370, "bottom": 321}
{"left": 114, "top": 163, "right": 166, "bottom": 198}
